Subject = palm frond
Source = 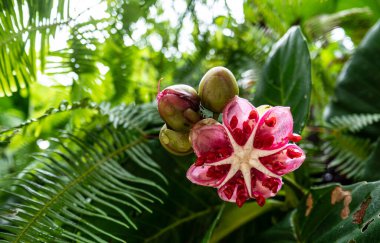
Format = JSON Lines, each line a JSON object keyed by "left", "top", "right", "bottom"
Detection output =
{"left": 0, "top": 98, "right": 98, "bottom": 143}
{"left": 0, "top": 98, "right": 161, "bottom": 141}
{"left": 328, "top": 113, "right": 380, "bottom": 133}
{"left": 98, "top": 102, "right": 162, "bottom": 130}
{"left": 46, "top": 18, "right": 108, "bottom": 76}
{"left": 0, "top": 125, "right": 166, "bottom": 242}
{"left": 0, "top": 0, "right": 70, "bottom": 96}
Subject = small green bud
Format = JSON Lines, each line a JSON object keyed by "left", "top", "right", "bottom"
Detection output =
{"left": 159, "top": 124, "right": 193, "bottom": 156}
{"left": 199, "top": 66, "right": 239, "bottom": 113}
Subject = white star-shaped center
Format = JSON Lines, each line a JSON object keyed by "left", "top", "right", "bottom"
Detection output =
{"left": 203, "top": 124, "right": 286, "bottom": 197}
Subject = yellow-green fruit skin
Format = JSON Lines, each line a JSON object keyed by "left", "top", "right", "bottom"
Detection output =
{"left": 159, "top": 124, "right": 193, "bottom": 156}
{"left": 198, "top": 66, "right": 239, "bottom": 113}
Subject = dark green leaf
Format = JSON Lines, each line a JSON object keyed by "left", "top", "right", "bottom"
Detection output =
{"left": 256, "top": 211, "right": 297, "bottom": 243}
{"left": 254, "top": 26, "right": 311, "bottom": 133}
{"left": 295, "top": 181, "right": 380, "bottom": 242}
{"left": 210, "top": 200, "right": 284, "bottom": 242}
{"left": 201, "top": 203, "right": 225, "bottom": 243}
{"left": 325, "top": 20, "right": 380, "bottom": 138}
{"left": 363, "top": 138, "right": 380, "bottom": 181}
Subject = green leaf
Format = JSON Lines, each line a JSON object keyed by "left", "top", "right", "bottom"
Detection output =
{"left": 201, "top": 203, "right": 225, "bottom": 243}
{"left": 363, "top": 138, "right": 380, "bottom": 181}
{"left": 294, "top": 181, "right": 380, "bottom": 242}
{"left": 254, "top": 26, "right": 311, "bottom": 133}
{"left": 256, "top": 211, "right": 297, "bottom": 242}
{"left": 210, "top": 200, "right": 284, "bottom": 242}
{"left": 325, "top": 20, "right": 380, "bottom": 138}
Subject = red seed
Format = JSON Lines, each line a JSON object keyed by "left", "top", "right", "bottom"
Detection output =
{"left": 206, "top": 166, "right": 216, "bottom": 177}
{"left": 254, "top": 135, "right": 275, "bottom": 148}
{"left": 236, "top": 195, "right": 247, "bottom": 208}
{"left": 243, "top": 121, "right": 252, "bottom": 134}
{"left": 195, "top": 157, "right": 205, "bottom": 166}
{"left": 253, "top": 139, "right": 263, "bottom": 148}
{"left": 255, "top": 194, "right": 266, "bottom": 207}
{"left": 251, "top": 168, "right": 265, "bottom": 180}
{"left": 223, "top": 185, "right": 234, "bottom": 200}
{"left": 230, "top": 116, "right": 238, "bottom": 129}
{"left": 264, "top": 117, "right": 276, "bottom": 127}
{"left": 286, "top": 148, "right": 303, "bottom": 159}
{"left": 236, "top": 186, "right": 248, "bottom": 208}
{"left": 262, "top": 136, "right": 275, "bottom": 147}
{"left": 289, "top": 133, "right": 302, "bottom": 142}
{"left": 248, "top": 110, "right": 258, "bottom": 120}
{"left": 206, "top": 152, "right": 216, "bottom": 161}
{"left": 262, "top": 178, "right": 279, "bottom": 193}
{"left": 233, "top": 128, "right": 246, "bottom": 145}
{"left": 236, "top": 177, "right": 244, "bottom": 185}
{"left": 217, "top": 147, "right": 232, "bottom": 158}
{"left": 272, "top": 161, "right": 285, "bottom": 171}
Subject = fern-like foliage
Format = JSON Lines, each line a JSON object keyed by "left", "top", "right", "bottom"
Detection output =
{"left": 322, "top": 134, "right": 373, "bottom": 180}
{"left": 322, "top": 113, "right": 380, "bottom": 180}
{"left": 0, "top": 99, "right": 98, "bottom": 142}
{"left": 0, "top": 99, "right": 161, "bottom": 144}
{"left": 0, "top": 103, "right": 167, "bottom": 242}
{"left": 328, "top": 113, "right": 380, "bottom": 133}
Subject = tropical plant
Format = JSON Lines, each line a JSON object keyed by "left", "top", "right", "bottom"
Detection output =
{"left": 1, "top": 0, "right": 380, "bottom": 242}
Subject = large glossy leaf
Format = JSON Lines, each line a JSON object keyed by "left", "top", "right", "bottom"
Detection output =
{"left": 254, "top": 26, "right": 311, "bottom": 133}
{"left": 296, "top": 181, "right": 380, "bottom": 242}
{"left": 258, "top": 181, "right": 380, "bottom": 242}
{"left": 256, "top": 211, "right": 297, "bottom": 243}
{"left": 210, "top": 200, "right": 284, "bottom": 242}
{"left": 363, "top": 139, "right": 380, "bottom": 181}
{"left": 325, "top": 21, "right": 380, "bottom": 138}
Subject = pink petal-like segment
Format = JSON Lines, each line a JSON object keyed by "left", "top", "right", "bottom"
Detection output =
{"left": 217, "top": 171, "right": 248, "bottom": 207}
{"left": 216, "top": 169, "right": 283, "bottom": 207}
{"left": 259, "top": 144, "right": 305, "bottom": 176}
{"left": 190, "top": 119, "right": 233, "bottom": 165}
{"left": 253, "top": 107, "right": 293, "bottom": 150}
{"left": 251, "top": 169, "right": 282, "bottom": 199}
{"left": 187, "top": 164, "right": 230, "bottom": 187}
{"left": 223, "top": 96, "right": 259, "bottom": 146}
{"left": 184, "top": 97, "right": 304, "bottom": 207}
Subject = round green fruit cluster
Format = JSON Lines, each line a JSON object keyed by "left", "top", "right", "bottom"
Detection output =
{"left": 156, "top": 67, "right": 239, "bottom": 155}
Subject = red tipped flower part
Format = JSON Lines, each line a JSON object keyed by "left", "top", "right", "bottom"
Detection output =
{"left": 186, "top": 96, "right": 305, "bottom": 208}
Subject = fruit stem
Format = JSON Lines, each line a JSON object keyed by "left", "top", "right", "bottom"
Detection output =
{"left": 157, "top": 78, "right": 164, "bottom": 94}
{"left": 283, "top": 175, "right": 306, "bottom": 199}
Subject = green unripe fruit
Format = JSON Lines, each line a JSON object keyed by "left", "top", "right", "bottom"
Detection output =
{"left": 198, "top": 67, "right": 239, "bottom": 113}
{"left": 159, "top": 124, "right": 193, "bottom": 156}
{"left": 157, "top": 84, "right": 201, "bottom": 132}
